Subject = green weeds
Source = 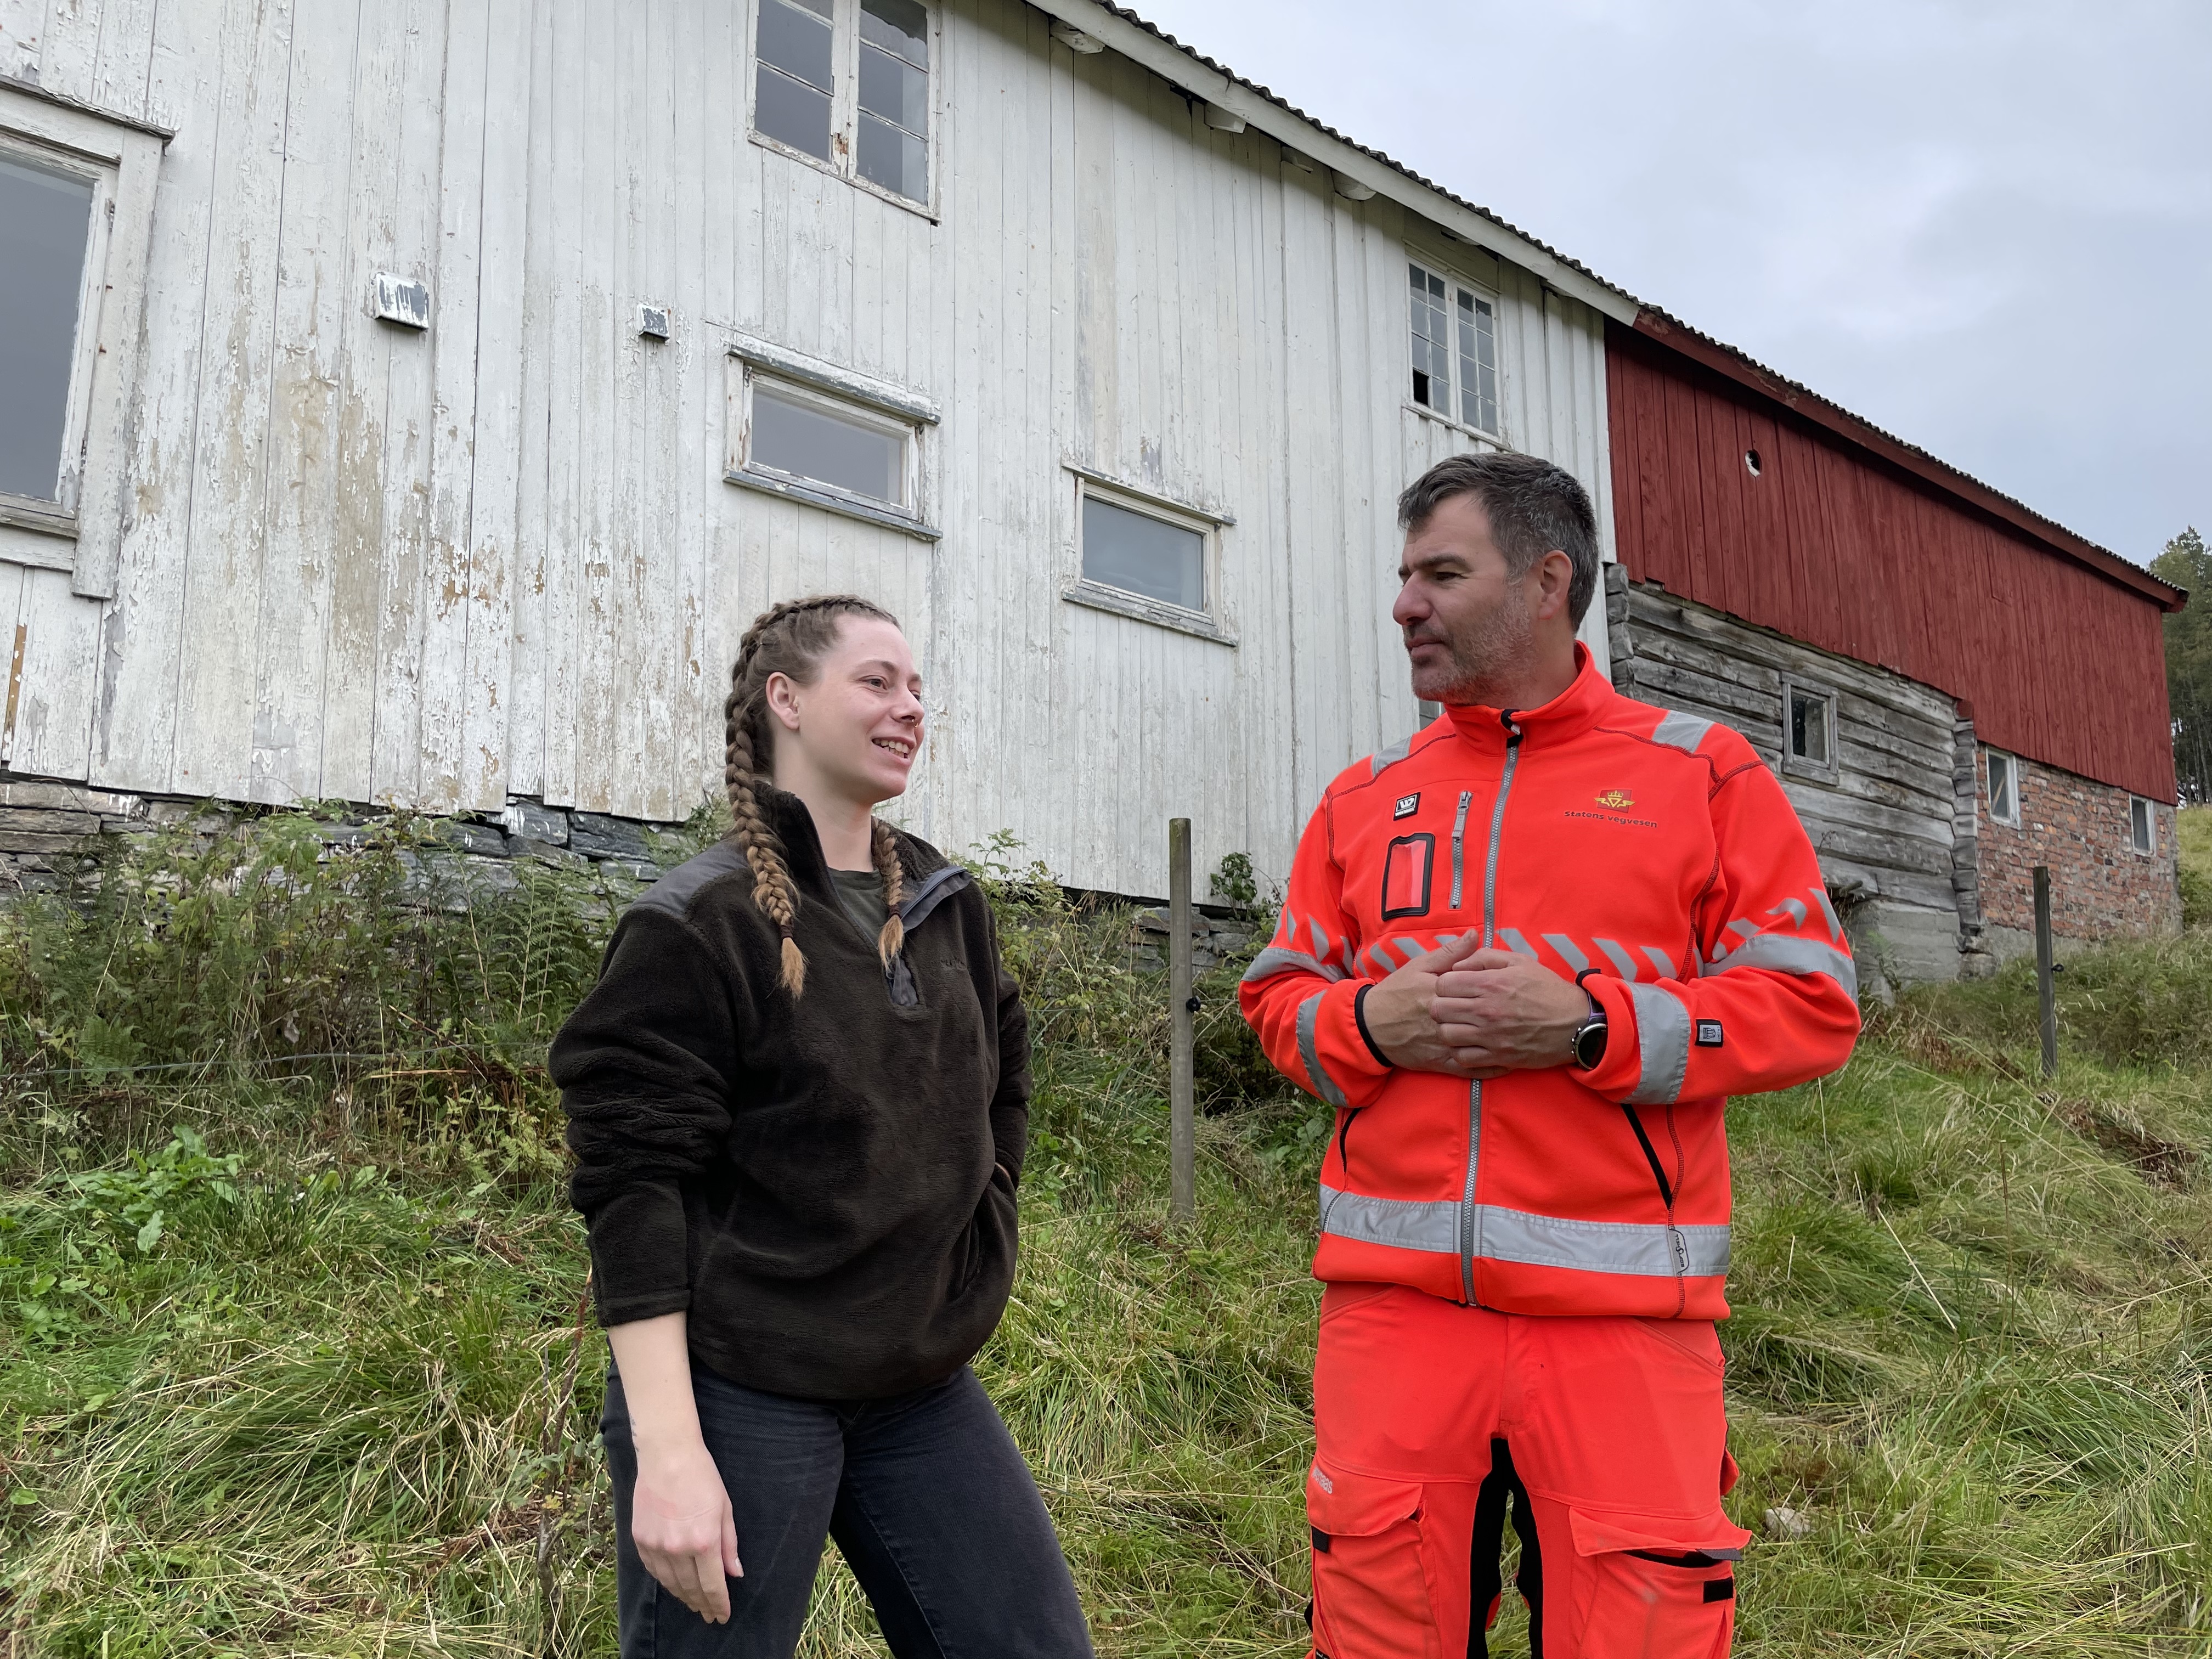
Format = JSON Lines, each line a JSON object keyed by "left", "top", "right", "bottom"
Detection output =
{"left": 1, "top": 822, "right": 2207, "bottom": 1654}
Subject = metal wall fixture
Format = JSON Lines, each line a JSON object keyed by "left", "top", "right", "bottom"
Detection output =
{"left": 371, "top": 273, "right": 431, "bottom": 330}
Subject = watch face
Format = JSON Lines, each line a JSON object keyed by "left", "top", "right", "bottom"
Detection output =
{"left": 1574, "top": 1020, "right": 1606, "bottom": 1069}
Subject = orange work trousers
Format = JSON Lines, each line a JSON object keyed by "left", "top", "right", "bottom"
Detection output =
{"left": 1308, "top": 1283, "right": 1751, "bottom": 1659}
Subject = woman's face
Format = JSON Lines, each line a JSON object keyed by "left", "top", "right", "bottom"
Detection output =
{"left": 766, "top": 616, "right": 925, "bottom": 806}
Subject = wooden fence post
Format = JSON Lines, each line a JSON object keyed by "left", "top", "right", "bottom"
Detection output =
{"left": 2033, "top": 865, "right": 2057, "bottom": 1078}
{"left": 1169, "top": 817, "right": 1195, "bottom": 1220}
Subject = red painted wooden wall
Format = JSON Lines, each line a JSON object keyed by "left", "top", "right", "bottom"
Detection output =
{"left": 1605, "top": 321, "right": 2177, "bottom": 802}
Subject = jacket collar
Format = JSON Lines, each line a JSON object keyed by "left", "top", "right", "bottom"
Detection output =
{"left": 757, "top": 783, "right": 945, "bottom": 899}
{"left": 1440, "top": 642, "right": 1612, "bottom": 755}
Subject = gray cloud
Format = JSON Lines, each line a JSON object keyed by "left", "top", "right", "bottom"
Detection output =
{"left": 1132, "top": 0, "right": 2210, "bottom": 566}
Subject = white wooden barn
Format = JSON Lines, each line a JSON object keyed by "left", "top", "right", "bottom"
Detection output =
{"left": 0, "top": 0, "right": 1629, "bottom": 899}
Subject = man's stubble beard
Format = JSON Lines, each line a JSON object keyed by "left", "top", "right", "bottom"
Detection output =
{"left": 1408, "top": 583, "right": 1536, "bottom": 708}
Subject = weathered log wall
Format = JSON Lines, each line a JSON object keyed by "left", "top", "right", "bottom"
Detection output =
{"left": 1606, "top": 567, "right": 1967, "bottom": 989}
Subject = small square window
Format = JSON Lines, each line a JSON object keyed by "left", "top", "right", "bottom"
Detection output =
{"left": 1986, "top": 751, "right": 2020, "bottom": 828}
{"left": 1780, "top": 678, "right": 1837, "bottom": 780}
{"left": 2129, "top": 795, "right": 2154, "bottom": 856}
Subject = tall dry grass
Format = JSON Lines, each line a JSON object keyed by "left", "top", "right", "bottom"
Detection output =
{"left": 1, "top": 812, "right": 2206, "bottom": 1654}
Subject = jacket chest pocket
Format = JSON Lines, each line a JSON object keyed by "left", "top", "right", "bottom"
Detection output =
{"left": 1380, "top": 833, "right": 1435, "bottom": 921}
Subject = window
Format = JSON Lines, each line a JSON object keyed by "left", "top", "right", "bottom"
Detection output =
{"left": 1781, "top": 677, "right": 1837, "bottom": 780}
{"left": 1083, "top": 495, "right": 1203, "bottom": 612}
{"left": 752, "top": 386, "right": 905, "bottom": 505}
{"left": 1062, "top": 469, "right": 1234, "bottom": 644}
{"left": 752, "top": 0, "right": 932, "bottom": 210}
{"left": 1407, "top": 259, "right": 1500, "bottom": 436}
{"left": 1986, "top": 750, "right": 2021, "bottom": 828}
{"left": 724, "top": 337, "right": 939, "bottom": 538}
{"left": 0, "top": 84, "right": 162, "bottom": 597}
{"left": 1, "top": 153, "right": 98, "bottom": 510}
{"left": 2129, "top": 795, "right": 2155, "bottom": 856}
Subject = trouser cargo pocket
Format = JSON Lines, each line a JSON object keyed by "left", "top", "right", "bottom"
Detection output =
{"left": 1305, "top": 1460, "right": 1438, "bottom": 1659}
{"left": 1565, "top": 1505, "right": 1744, "bottom": 1659}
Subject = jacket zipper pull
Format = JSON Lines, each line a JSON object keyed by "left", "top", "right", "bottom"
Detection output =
{"left": 1500, "top": 709, "right": 1523, "bottom": 748}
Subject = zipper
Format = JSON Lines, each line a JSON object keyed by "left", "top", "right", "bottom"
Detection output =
{"left": 1459, "top": 712, "right": 1523, "bottom": 1305}
{"left": 1448, "top": 791, "right": 1472, "bottom": 910}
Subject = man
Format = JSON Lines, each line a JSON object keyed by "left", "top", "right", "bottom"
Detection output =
{"left": 1240, "top": 453, "right": 1860, "bottom": 1657}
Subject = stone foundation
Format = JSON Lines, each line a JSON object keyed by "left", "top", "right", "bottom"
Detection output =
{"left": 0, "top": 771, "right": 684, "bottom": 899}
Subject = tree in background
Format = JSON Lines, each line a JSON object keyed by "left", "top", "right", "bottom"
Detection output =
{"left": 2153, "top": 527, "right": 2210, "bottom": 804}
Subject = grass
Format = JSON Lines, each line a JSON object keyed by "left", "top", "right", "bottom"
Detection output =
{"left": 1, "top": 813, "right": 2207, "bottom": 1655}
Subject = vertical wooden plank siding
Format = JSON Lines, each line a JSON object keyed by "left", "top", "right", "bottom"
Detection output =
{"left": 26, "top": 0, "right": 1621, "bottom": 896}
{"left": 1605, "top": 323, "right": 2175, "bottom": 802}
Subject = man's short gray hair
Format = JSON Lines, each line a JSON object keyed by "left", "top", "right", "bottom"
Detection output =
{"left": 1397, "top": 452, "right": 1601, "bottom": 627}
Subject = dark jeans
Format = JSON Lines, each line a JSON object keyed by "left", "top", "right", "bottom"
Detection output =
{"left": 600, "top": 1360, "right": 1093, "bottom": 1658}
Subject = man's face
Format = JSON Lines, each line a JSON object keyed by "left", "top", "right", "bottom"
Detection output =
{"left": 1392, "top": 493, "right": 1535, "bottom": 703}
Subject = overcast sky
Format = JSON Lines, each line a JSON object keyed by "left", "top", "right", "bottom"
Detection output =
{"left": 1132, "top": 0, "right": 2210, "bottom": 569}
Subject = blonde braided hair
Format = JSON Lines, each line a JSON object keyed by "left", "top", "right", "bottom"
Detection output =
{"left": 723, "top": 594, "right": 909, "bottom": 996}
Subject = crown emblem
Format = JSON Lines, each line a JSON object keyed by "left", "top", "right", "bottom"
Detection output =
{"left": 1595, "top": 788, "right": 1635, "bottom": 811}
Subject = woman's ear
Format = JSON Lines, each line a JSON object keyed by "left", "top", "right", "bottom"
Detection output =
{"left": 764, "top": 670, "right": 803, "bottom": 732}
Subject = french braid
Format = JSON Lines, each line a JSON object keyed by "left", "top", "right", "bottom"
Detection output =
{"left": 870, "top": 815, "right": 906, "bottom": 968}
{"left": 721, "top": 593, "right": 905, "bottom": 995}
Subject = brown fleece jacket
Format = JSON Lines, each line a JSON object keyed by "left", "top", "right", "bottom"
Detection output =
{"left": 550, "top": 787, "right": 1029, "bottom": 1400}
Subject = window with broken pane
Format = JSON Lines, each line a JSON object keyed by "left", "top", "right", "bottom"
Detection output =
{"left": 1407, "top": 257, "right": 1502, "bottom": 436}
{"left": 754, "top": 0, "right": 833, "bottom": 161}
{"left": 752, "top": 0, "right": 933, "bottom": 209}
{"left": 857, "top": 0, "right": 928, "bottom": 202}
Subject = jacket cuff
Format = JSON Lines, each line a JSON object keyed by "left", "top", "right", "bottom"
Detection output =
{"left": 585, "top": 1182, "right": 693, "bottom": 1328}
{"left": 1303, "top": 978, "right": 1393, "bottom": 1108}
{"left": 1576, "top": 973, "right": 1645, "bottom": 1100}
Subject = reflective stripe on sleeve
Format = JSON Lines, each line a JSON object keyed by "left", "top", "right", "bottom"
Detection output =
{"left": 1714, "top": 933, "right": 1860, "bottom": 1001}
{"left": 1242, "top": 946, "right": 1347, "bottom": 985}
{"left": 1319, "top": 1184, "right": 1730, "bottom": 1277}
{"left": 1592, "top": 937, "right": 1642, "bottom": 981}
{"left": 1297, "top": 992, "right": 1350, "bottom": 1108}
{"left": 1625, "top": 981, "right": 1692, "bottom": 1105}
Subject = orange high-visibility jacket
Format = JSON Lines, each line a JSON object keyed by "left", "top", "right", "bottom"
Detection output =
{"left": 1241, "top": 647, "right": 1861, "bottom": 1320}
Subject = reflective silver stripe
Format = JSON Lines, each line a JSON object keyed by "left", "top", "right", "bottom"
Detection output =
{"left": 1626, "top": 981, "right": 1692, "bottom": 1105}
{"left": 1498, "top": 928, "right": 1537, "bottom": 959}
{"left": 1770, "top": 896, "right": 1809, "bottom": 928}
{"left": 1319, "top": 1184, "right": 1731, "bottom": 1277}
{"left": 1544, "top": 933, "right": 1592, "bottom": 974}
{"left": 1308, "top": 917, "right": 1333, "bottom": 962}
{"left": 1243, "top": 947, "right": 1346, "bottom": 985}
{"left": 1716, "top": 933, "right": 1860, "bottom": 1001}
{"left": 1811, "top": 884, "right": 1844, "bottom": 943}
{"left": 1651, "top": 710, "right": 1713, "bottom": 754}
{"left": 1592, "top": 936, "right": 1641, "bottom": 981}
{"left": 1448, "top": 791, "right": 1472, "bottom": 908}
{"left": 1642, "top": 945, "right": 1677, "bottom": 980}
{"left": 1297, "top": 992, "right": 1350, "bottom": 1108}
{"left": 1370, "top": 736, "right": 1413, "bottom": 777}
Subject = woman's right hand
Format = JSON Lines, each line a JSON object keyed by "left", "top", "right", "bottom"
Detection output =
{"left": 631, "top": 1436, "right": 744, "bottom": 1621}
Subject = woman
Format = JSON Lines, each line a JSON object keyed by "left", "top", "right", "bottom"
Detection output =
{"left": 552, "top": 595, "right": 1091, "bottom": 1657}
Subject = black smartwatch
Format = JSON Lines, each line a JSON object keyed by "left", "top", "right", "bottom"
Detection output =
{"left": 1570, "top": 968, "right": 1609, "bottom": 1070}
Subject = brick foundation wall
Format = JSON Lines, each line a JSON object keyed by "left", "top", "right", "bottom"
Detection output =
{"left": 1975, "top": 751, "right": 2182, "bottom": 943}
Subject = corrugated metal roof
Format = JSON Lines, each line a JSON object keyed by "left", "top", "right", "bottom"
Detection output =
{"left": 1084, "top": 2, "right": 2183, "bottom": 606}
